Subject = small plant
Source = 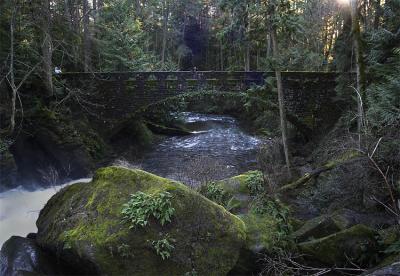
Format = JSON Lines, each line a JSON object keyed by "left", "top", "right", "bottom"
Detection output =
{"left": 121, "top": 191, "right": 175, "bottom": 228}
{"left": 251, "top": 197, "right": 293, "bottom": 251}
{"left": 245, "top": 171, "right": 264, "bottom": 195}
{"left": 149, "top": 234, "right": 175, "bottom": 260}
{"left": 117, "top": 243, "right": 134, "bottom": 258}
{"left": 199, "top": 182, "right": 226, "bottom": 205}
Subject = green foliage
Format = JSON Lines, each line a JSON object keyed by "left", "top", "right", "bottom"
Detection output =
{"left": 251, "top": 198, "right": 293, "bottom": 251}
{"left": 121, "top": 191, "right": 175, "bottom": 228}
{"left": 149, "top": 234, "right": 175, "bottom": 260}
{"left": 367, "top": 62, "right": 400, "bottom": 128}
{"left": 200, "top": 182, "right": 226, "bottom": 206}
{"left": 97, "top": 3, "right": 160, "bottom": 71}
{"left": 245, "top": 171, "right": 264, "bottom": 195}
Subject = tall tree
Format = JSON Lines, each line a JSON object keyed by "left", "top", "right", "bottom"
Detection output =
{"left": 9, "top": 3, "right": 17, "bottom": 133}
{"left": 350, "top": 0, "right": 366, "bottom": 148}
{"left": 268, "top": 0, "right": 292, "bottom": 175}
{"left": 161, "top": 0, "right": 170, "bottom": 65}
{"left": 41, "top": 0, "right": 53, "bottom": 95}
{"left": 83, "top": 0, "right": 91, "bottom": 72}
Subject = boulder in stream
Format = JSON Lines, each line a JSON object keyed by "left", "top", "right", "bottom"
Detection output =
{"left": 0, "top": 236, "right": 66, "bottom": 275}
{"left": 36, "top": 166, "right": 246, "bottom": 275}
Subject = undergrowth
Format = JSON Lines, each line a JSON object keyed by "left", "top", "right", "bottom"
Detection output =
{"left": 121, "top": 191, "right": 175, "bottom": 228}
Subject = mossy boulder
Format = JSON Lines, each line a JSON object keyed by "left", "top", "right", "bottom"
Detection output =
{"left": 206, "top": 171, "right": 264, "bottom": 214}
{"left": 298, "top": 224, "right": 378, "bottom": 266}
{"left": 36, "top": 166, "right": 246, "bottom": 275}
{"left": 291, "top": 209, "right": 376, "bottom": 242}
{"left": 378, "top": 225, "right": 400, "bottom": 248}
{"left": 292, "top": 215, "right": 342, "bottom": 242}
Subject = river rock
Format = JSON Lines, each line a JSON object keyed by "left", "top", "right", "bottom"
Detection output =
{"left": 365, "top": 261, "right": 400, "bottom": 275}
{"left": 36, "top": 166, "right": 246, "bottom": 275}
{"left": 298, "top": 224, "right": 378, "bottom": 266}
{"left": 0, "top": 236, "right": 64, "bottom": 275}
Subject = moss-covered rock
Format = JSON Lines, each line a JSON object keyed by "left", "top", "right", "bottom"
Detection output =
{"left": 292, "top": 215, "right": 342, "bottom": 242}
{"left": 379, "top": 225, "right": 400, "bottom": 248}
{"left": 206, "top": 171, "right": 264, "bottom": 214}
{"left": 36, "top": 166, "right": 246, "bottom": 275}
{"left": 298, "top": 224, "right": 378, "bottom": 266}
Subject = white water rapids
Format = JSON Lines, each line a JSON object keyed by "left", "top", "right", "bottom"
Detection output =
{"left": 0, "top": 179, "right": 91, "bottom": 247}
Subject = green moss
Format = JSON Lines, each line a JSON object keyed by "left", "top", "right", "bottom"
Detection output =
{"left": 240, "top": 212, "right": 279, "bottom": 252}
{"left": 298, "top": 224, "right": 378, "bottom": 266}
{"left": 280, "top": 150, "right": 361, "bottom": 192}
{"left": 37, "top": 166, "right": 246, "bottom": 275}
{"left": 292, "top": 215, "right": 341, "bottom": 242}
{"left": 219, "top": 170, "right": 263, "bottom": 195}
{"left": 379, "top": 225, "right": 400, "bottom": 247}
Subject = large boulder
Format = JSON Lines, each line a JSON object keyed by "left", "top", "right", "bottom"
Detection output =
{"left": 292, "top": 214, "right": 341, "bottom": 242}
{"left": 36, "top": 166, "right": 246, "bottom": 275}
{"left": 298, "top": 224, "right": 378, "bottom": 266}
{"left": 199, "top": 171, "right": 264, "bottom": 215}
{"left": 0, "top": 236, "right": 70, "bottom": 275}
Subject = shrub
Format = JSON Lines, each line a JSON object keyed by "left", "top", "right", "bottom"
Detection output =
{"left": 149, "top": 234, "right": 175, "bottom": 260}
{"left": 245, "top": 171, "right": 264, "bottom": 195}
{"left": 251, "top": 198, "right": 293, "bottom": 251}
{"left": 197, "top": 181, "right": 230, "bottom": 207}
{"left": 121, "top": 191, "right": 175, "bottom": 228}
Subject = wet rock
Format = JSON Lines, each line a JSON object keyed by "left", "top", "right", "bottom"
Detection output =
{"left": 0, "top": 148, "right": 17, "bottom": 191}
{"left": 0, "top": 236, "right": 63, "bottom": 275}
{"left": 298, "top": 224, "right": 378, "bottom": 266}
{"left": 10, "top": 108, "right": 98, "bottom": 186}
{"left": 36, "top": 166, "right": 246, "bottom": 275}
{"left": 26, "top": 233, "right": 37, "bottom": 240}
{"left": 365, "top": 261, "right": 400, "bottom": 275}
{"left": 145, "top": 121, "right": 192, "bottom": 136}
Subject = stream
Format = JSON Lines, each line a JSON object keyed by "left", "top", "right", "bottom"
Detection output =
{"left": 0, "top": 112, "right": 261, "bottom": 247}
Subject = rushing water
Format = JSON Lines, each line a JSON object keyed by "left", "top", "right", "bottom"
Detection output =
{"left": 0, "top": 113, "right": 261, "bottom": 247}
{"left": 0, "top": 179, "right": 92, "bottom": 247}
{"left": 140, "top": 112, "right": 261, "bottom": 184}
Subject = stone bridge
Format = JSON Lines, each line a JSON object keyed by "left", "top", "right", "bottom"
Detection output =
{"left": 60, "top": 71, "right": 351, "bottom": 132}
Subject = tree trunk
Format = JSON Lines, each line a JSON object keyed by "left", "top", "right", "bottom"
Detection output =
{"left": 245, "top": 45, "right": 250, "bottom": 71}
{"left": 350, "top": 0, "right": 366, "bottom": 149}
{"left": 270, "top": 22, "right": 291, "bottom": 176}
{"left": 161, "top": 0, "right": 170, "bottom": 66}
{"left": 220, "top": 38, "right": 224, "bottom": 70}
{"left": 266, "top": 34, "right": 272, "bottom": 58}
{"left": 41, "top": 0, "right": 53, "bottom": 96}
{"left": 83, "top": 0, "right": 91, "bottom": 72}
{"left": 373, "top": 0, "right": 381, "bottom": 29}
{"left": 9, "top": 4, "right": 17, "bottom": 133}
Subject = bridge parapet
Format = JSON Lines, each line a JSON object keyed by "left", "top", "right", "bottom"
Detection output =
{"left": 60, "top": 71, "right": 351, "bottom": 132}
